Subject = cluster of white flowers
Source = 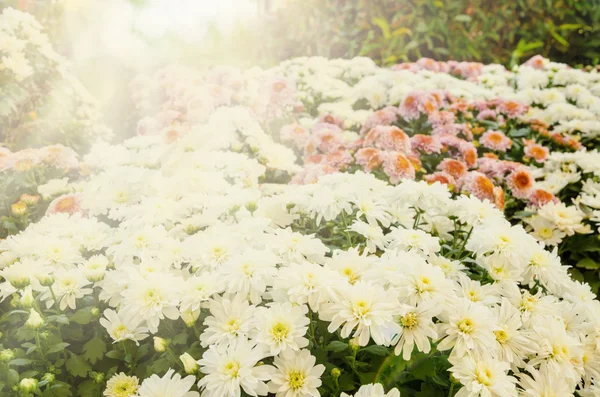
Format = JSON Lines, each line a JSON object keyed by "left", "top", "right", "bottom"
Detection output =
{"left": 0, "top": 7, "right": 111, "bottom": 151}
{"left": 1, "top": 93, "right": 599, "bottom": 396}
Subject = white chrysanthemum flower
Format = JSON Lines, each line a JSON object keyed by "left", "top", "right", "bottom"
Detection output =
{"left": 392, "top": 260, "right": 453, "bottom": 306}
{"left": 268, "top": 349, "right": 325, "bottom": 397}
{"left": 200, "top": 294, "right": 256, "bottom": 348}
{"left": 220, "top": 249, "right": 279, "bottom": 304}
{"left": 327, "top": 247, "right": 375, "bottom": 285}
{"left": 386, "top": 227, "right": 441, "bottom": 255}
{"left": 321, "top": 281, "right": 401, "bottom": 346}
{"left": 46, "top": 269, "right": 93, "bottom": 311}
{"left": 517, "top": 366, "right": 575, "bottom": 397}
{"left": 103, "top": 373, "right": 139, "bottom": 397}
{"left": 347, "top": 220, "right": 386, "bottom": 253}
{"left": 120, "top": 273, "right": 181, "bottom": 333}
{"left": 137, "top": 369, "right": 198, "bottom": 397}
{"left": 274, "top": 262, "right": 338, "bottom": 311}
{"left": 100, "top": 309, "right": 149, "bottom": 345}
{"left": 197, "top": 339, "right": 274, "bottom": 397}
{"left": 341, "top": 383, "right": 400, "bottom": 397}
{"left": 254, "top": 302, "right": 309, "bottom": 356}
{"left": 449, "top": 355, "right": 517, "bottom": 397}
{"left": 491, "top": 299, "right": 537, "bottom": 366}
{"left": 437, "top": 300, "right": 499, "bottom": 358}
{"left": 180, "top": 273, "right": 223, "bottom": 313}
{"left": 392, "top": 300, "right": 440, "bottom": 360}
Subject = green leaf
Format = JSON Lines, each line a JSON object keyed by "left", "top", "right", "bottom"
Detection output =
{"left": 66, "top": 354, "right": 91, "bottom": 378}
{"left": 9, "top": 358, "right": 33, "bottom": 366}
{"left": 361, "top": 345, "right": 390, "bottom": 356}
{"left": 77, "top": 380, "right": 102, "bottom": 397}
{"left": 47, "top": 342, "right": 70, "bottom": 355}
{"left": 326, "top": 341, "right": 348, "bottom": 352}
{"left": 83, "top": 336, "right": 107, "bottom": 364}
{"left": 411, "top": 357, "right": 436, "bottom": 380}
{"left": 454, "top": 14, "right": 472, "bottom": 23}
{"left": 105, "top": 350, "right": 124, "bottom": 360}
{"left": 372, "top": 17, "right": 391, "bottom": 39}
{"left": 69, "top": 308, "right": 94, "bottom": 325}
{"left": 576, "top": 258, "right": 600, "bottom": 270}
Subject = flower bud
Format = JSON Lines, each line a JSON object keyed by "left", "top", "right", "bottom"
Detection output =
{"left": 25, "top": 309, "right": 44, "bottom": 330}
{"left": 330, "top": 368, "right": 341, "bottom": 379}
{"left": 36, "top": 273, "right": 54, "bottom": 287}
{"left": 19, "top": 288, "right": 34, "bottom": 308}
{"left": 41, "top": 373, "right": 55, "bottom": 384}
{"left": 8, "top": 273, "right": 30, "bottom": 289}
{"left": 179, "top": 352, "right": 198, "bottom": 374}
{"left": 0, "top": 349, "right": 15, "bottom": 362}
{"left": 20, "top": 194, "right": 39, "bottom": 206}
{"left": 19, "top": 378, "right": 38, "bottom": 393}
{"left": 245, "top": 201, "right": 258, "bottom": 213}
{"left": 153, "top": 336, "right": 168, "bottom": 352}
{"left": 11, "top": 201, "right": 27, "bottom": 216}
{"left": 349, "top": 337, "right": 361, "bottom": 352}
{"left": 91, "top": 372, "right": 105, "bottom": 383}
{"left": 91, "top": 307, "right": 100, "bottom": 317}
{"left": 180, "top": 309, "right": 200, "bottom": 327}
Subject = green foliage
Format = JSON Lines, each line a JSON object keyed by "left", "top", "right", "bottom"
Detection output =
{"left": 260, "top": 0, "right": 600, "bottom": 67}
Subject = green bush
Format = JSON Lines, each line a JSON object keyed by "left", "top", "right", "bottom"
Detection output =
{"left": 260, "top": 0, "right": 600, "bottom": 67}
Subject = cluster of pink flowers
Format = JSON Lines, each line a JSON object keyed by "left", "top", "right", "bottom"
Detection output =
{"left": 285, "top": 90, "right": 578, "bottom": 210}
{"left": 0, "top": 144, "right": 79, "bottom": 172}
{"left": 392, "top": 58, "right": 485, "bottom": 79}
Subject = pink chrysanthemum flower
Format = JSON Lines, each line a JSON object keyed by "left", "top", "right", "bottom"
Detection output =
{"left": 506, "top": 169, "right": 534, "bottom": 199}
{"left": 528, "top": 189, "right": 559, "bottom": 208}
{"left": 382, "top": 151, "right": 416, "bottom": 184}
{"left": 462, "top": 171, "right": 496, "bottom": 203}
{"left": 410, "top": 134, "right": 442, "bottom": 154}
{"left": 280, "top": 123, "right": 309, "bottom": 149}
{"left": 476, "top": 109, "right": 497, "bottom": 121}
{"left": 304, "top": 123, "right": 345, "bottom": 156}
{"left": 479, "top": 130, "right": 513, "bottom": 152}
{"left": 438, "top": 158, "right": 468, "bottom": 181}
{"left": 425, "top": 172, "right": 457, "bottom": 191}
{"left": 498, "top": 100, "right": 528, "bottom": 118}
{"left": 318, "top": 113, "right": 345, "bottom": 128}
{"left": 360, "top": 106, "right": 399, "bottom": 135}
{"left": 523, "top": 55, "right": 547, "bottom": 70}
{"left": 355, "top": 148, "right": 384, "bottom": 172}
{"left": 523, "top": 140, "right": 549, "bottom": 163}
{"left": 364, "top": 126, "right": 411, "bottom": 153}
{"left": 46, "top": 193, "right": 84, "bottom": 216}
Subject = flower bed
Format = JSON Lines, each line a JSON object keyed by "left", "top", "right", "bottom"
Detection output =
{"left": 0, "top": 54, "right": 599, "bottom": 396}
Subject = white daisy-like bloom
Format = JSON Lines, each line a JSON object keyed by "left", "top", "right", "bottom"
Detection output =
{"left": 347, "top": 220, "right": 386, "bottom": 253}
{"left": 386, "top": 227, "right": 441, "bottom": 256}
{"left": 80, "top": 254, "right": 109, "bottom": 283}
{"left": 491, "top": 299, "right": 537, "bottom": 367}
{"left": 254, "top": 302, "right": 310, "bottom": 356}
{"left": 341, "top": 383, "right": 400, "bottom": 397}
{"left": 320, "top": 281, "right": 401, "bottom": 346}
{"left": 99, "top": 309, "right": 149, "bottom": 345}
{"left": 392, "top": 259, "right": 454, "bottom": 306}
{"left": 392, "top": 299, "right": 440, "bottom": 360}
{"left": 517, "top": 366, "right": 575, "bottom": 397}
{"left": 45, "top": 268, "right": 93, "bottom": 311}
{"left": 437, "top": 300, "right": 500, "bottom": 358}
{"left": 455, "top": 274, "right": 500, "bottom": 307}
{"left": 197, "top": 339, "right": 274, "bottom": 397}
{"left": 529, "top": 316, "right": 583, "bottom": 388}
{"left": 137, "top": 369, "right": 198, "bottom": 397}
{"left": 449, "top": 354, "right": 517, "bottom": 397}
{"left": 272, "top": 228, "right": 329, "bottom": 264}
{"left": 200, "top": 294, "right": 256, "bottom": 348}
{"left": 103, "top": 372, "right": 140, "bottom": 397}
{"left": 327, "top": 248, "right": 376, "bottom": 285}
{"left": 220, "top": 249, "right": 279, "bottom": 304}
{"left": 268, "top": 349, "right": 325, "bottom": 397}
{"left": 179, "top": 273, "right": 223, "bottom": 313}
{"left": 120, "top": 272, "right": 181, "bottom": 333}
{"left": 351, "top": 192, "right": 392, "bottom": 227}
{"left": 274, "top": 262, "right": 339, "bottom": 311}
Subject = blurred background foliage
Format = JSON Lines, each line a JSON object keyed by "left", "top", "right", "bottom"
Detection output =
{"left": 257, "top": 0, "right": 600, "bottom": 67}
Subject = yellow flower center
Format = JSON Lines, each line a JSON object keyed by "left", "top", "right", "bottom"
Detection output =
{"left": 494, "top": 330, "right": 509, "bottom": 344}
{"left": 224, "top": 360, "right": 240, "bottom": 378}
{"left": 458, "top": 318, "right": 474, "bottom": 334}
{"left": 113, "top": 325, "right": 129, "bottom": 339}
{"left": 353, "top": 300, "right": 370, "bottom": 318}
{"left": 400, "top": 312, "right": 418, "bottom": 329}
{"left": 539, "top": 228, "right": 554, "bottom": 239}
{"left": 226, "top": 319, "right": 240, "bottom": 333}
{"left": 115, "top": 191, "right": 129, "bottom": 204}
{"left": 270, "top": 322, "right": 290, "bottom": 341}
{"left": 342, "top": 268, "right": 359, "bottom": 284}
{"left": 475, "top": 366, "right": 493, "bottom": 386}
{"left": 287, "top": 370, "right": 306, "bottom": 390}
